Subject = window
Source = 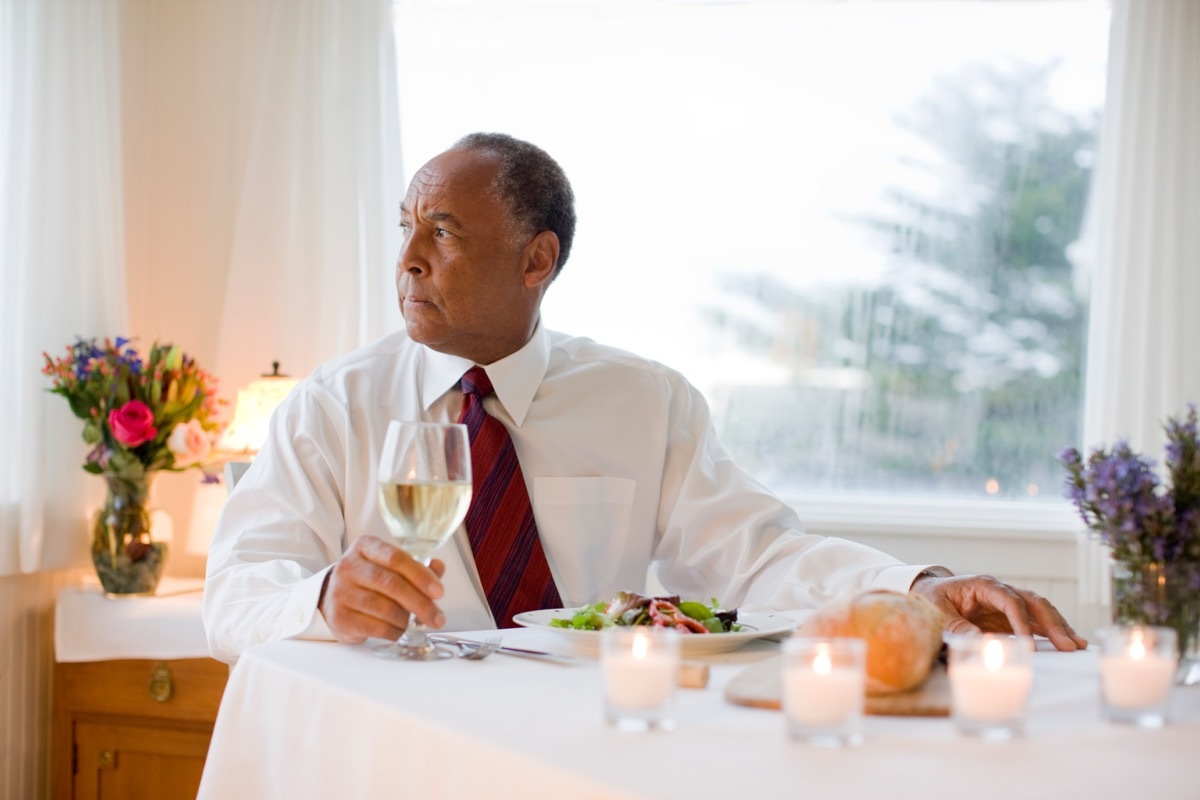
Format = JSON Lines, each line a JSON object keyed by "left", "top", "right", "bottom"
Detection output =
{"left": 394, "top": 0, "right": 1109, "bottom": 505}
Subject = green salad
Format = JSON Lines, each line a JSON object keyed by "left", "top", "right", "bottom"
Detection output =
{"left": 548, "top": 590, "right": 741, "bottom": 634}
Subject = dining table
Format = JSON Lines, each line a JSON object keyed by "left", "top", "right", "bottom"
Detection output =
{"left": 197, "top": 626, "right": 1200, "bottom": 800}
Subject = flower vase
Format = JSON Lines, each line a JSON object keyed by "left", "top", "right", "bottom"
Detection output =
{"left": 92, "top": 473, "right": 167, "bottom": 597}
{"left": 1111, "top": 560, "right": 1200, "bottom": 686}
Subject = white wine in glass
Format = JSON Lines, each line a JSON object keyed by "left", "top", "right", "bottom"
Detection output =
{"left": 373, "top": 420, "right": 471, "bottom": 661}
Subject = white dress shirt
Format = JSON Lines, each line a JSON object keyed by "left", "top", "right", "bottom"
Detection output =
{"left": 203, "top": 323, "right": 937, "bottom": 663}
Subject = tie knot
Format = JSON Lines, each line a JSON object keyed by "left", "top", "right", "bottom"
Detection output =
{"left": 461, "top": 366, "right": 494, "bottom": 398}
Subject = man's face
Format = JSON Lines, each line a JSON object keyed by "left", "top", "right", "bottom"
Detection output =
{"left": 396, "top": 149, "right": 541, "bottom": 364}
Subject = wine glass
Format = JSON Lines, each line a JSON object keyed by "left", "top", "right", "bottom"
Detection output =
{"left": 373, "top": 420, "right": 472, "bottom": 661}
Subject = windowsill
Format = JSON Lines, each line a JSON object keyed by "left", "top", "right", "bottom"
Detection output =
{"left": 784, "top": 493, "right": 1082, "bottom": 543}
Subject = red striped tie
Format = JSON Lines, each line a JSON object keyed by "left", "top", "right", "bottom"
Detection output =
{"left": 458, "top": 367, "right": 562, "bottom": 627}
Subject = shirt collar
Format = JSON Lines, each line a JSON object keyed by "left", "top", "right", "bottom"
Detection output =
{"left": 417, "top": 321, "right": 550, "bottom": 428}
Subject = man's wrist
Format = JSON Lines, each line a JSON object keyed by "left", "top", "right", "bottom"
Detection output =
{"left": 910, "top": 569, "right": 942, "bottom": 589}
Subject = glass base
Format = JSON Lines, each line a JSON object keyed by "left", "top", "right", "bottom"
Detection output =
{"left": 787, "top": 729, "right": 864, "bottom": 748}
{"left": 953, "top": 717, "right": 1024, "bottom": 741}
{"left": 1103, "top": 704, "right": 1167, "bottom": 728}
{"left": 1177, "top": 657, "right": 1200, "bottom": 687}
{"left": 373, "top": 641, "right": 455, "bottom": 661}
{"left": 786, "top": 717, "right": 864, "bottom": 747}
{"left": 605, "top": 710, "right": 677, "bottom": 732}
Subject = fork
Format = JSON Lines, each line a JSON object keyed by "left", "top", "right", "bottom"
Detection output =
{"left": 454, "top": 637, "right": 501, "bottom": 660}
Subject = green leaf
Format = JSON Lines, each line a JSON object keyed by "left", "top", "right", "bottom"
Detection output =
{"left": 679, "top": 601, "right": 714, "bottom": 620}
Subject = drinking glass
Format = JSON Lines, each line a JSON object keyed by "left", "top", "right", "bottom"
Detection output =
{"left": 372, "top": 420, "right": 471, "bottom": 661}
{"left": 781, "top": 636, "right": 866, "bottom": 747}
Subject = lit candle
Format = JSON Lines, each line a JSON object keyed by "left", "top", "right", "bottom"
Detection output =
{"left": 783, "top": 644, "right": 863, "bottom": 724}
{"left": 601, "top": 628, "right": 681, "bottom": 731}
{"left": 1097, "top": 625, "right": 1176, "bottom": 727}
{"left": 781, "top": 637, "right": 866, "bottom": 746}
{"left": 948, "top": 635, "right": 1034, "bottom": 738}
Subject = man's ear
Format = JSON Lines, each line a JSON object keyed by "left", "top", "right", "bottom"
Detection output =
{"left": 522, "top": 230, "right": 560, "bottom": 289}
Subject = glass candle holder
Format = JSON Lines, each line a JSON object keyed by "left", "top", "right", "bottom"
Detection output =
{"left": 600, "top": 627, "right": 681, "bottom": 732}
{"left": 1097, "top": 625, "right": 1176, "bottom": 728}
{"left": 781, "top": 636, "right": 866, "bottom": 747}
{"left": 948, "top": 634, "right": 1034, "bottom": 740}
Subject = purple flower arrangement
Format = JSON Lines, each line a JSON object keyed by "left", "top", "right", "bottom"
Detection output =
{"left": 1061, "top": 406, "right": 1200, "bottom": 677}
{"left": 1060, "top": 405, "right": 1200, "bottom": 571}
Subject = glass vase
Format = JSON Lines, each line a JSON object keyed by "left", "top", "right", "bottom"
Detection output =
{"left": 1111, "top": 560, "right": 1200, "bottom": 686}
{"left": 92, "top": 472, "right": 167, "bottom": 597}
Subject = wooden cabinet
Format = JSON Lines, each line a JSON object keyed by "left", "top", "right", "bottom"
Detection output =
{"left": 53, "top": 657, "right": 228, "bottom": 800}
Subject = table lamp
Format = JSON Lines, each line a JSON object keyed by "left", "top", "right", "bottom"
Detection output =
{"left": 188, "top": 362, "right": 298, "bottom": 557}
{"left": 215, "top": 361, "right": 299, "bottom": 455}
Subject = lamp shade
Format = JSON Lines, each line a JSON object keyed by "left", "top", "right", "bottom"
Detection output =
{"left": 215, "top": 362, "right": 298, "bottom": 454}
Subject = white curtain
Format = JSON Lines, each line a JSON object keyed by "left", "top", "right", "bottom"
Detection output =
{"left": 0, "top": 0, "right": 128, "bottom": 575}
{"left": 214, "top": 0, "right": 403, "bottom": 398}
{"left": 1077, "top": 0, "right": 1200, "bottom": 605}
{"left": 0, "top": 0, "right": 402, "bottom": 574}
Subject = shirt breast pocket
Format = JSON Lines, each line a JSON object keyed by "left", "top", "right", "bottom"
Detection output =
{"left": 532, "top": 476, "right": 637, "bottom": 605}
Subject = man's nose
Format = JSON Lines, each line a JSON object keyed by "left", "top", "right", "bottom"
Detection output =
{"left": 398, "top": 232, "right": 428, "bottom": 273}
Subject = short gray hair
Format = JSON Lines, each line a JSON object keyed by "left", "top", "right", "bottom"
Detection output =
{"left": 452, "top": 132, "right": 577, "bottom": 278}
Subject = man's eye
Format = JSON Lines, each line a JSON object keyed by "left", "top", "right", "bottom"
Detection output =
{"left": 434, "top": 227, "right": 451, "bottom": 238}
{"left": 399, "top": 221, "right": 411, "bottom": 235}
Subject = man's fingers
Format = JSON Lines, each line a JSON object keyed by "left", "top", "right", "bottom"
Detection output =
{"left": 942, "top": 614, "right": 982, "bottom": 636}
{"left": 919, "top": 574, "right": 1089, "bottom": 653}
{"left": 1020, "top": 590, "right": 1087, "bottom": 651}
{"left": 357, "top": 536, "right": 445, "bottom": 601}
{"left": 319, "top": 537, "right": 446, "bottom": 642}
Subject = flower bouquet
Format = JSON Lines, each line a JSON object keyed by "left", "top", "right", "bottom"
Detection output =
{"left": 1060, "top": 405, "right": 1200, "bottom": 684}
{"left": 43, "top": 337, "right": 225, "bottom": 595}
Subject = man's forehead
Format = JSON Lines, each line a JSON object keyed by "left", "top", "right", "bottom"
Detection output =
{"left": 404, "top": 149, "right": 498, "bottom": 207}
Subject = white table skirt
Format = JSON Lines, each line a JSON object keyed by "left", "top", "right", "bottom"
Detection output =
{"left": 198, "top": 630, "right": 1200, "bottom": 800}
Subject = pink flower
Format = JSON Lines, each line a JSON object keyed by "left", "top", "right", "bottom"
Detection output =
{"left": 167, "top": 419, "right": 213, "bottom": 468}
{"left": 108, "top": 400, "right": 157, "bottom": 447}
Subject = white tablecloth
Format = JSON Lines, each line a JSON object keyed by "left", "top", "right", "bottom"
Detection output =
{"left": 55, "top": 578, "right": 210, "bottom": 662}
{"left": 198, "top": 630, "right": 1200, "bottom": 800}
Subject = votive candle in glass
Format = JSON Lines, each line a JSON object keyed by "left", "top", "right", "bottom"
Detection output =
{"left": 1097, "top": 625, "right": 1176, "bottom": 728}
{"left": 781, "top": 636, "right": 866, "bottom": 747}
{"left": 948, "top": 634, "right": 1034, "bottom": 740}
{"left": 601, "top": 627, "right": 681, "bottom": 731}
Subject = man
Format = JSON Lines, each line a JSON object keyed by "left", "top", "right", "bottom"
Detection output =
{"left": 203, "top": 133, "right": 1086, "bottom": 663}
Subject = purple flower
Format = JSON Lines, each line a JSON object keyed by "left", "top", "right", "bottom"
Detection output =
{"left": 1165, "top": 405, "right": 1197, "bottom": 465}
{"left": 1061, "top": 406, "right": 1200, "bottom": 569}
{"left": 85, "top": 444, "right": 111, "bottom": 470}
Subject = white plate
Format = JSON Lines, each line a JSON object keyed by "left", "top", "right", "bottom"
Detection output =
{"left": 512, "top": 608, "right": 796, "bottom": 656}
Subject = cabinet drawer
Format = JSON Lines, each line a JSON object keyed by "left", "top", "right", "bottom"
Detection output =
{"left": 55, "top": 659, "right": 228, "bottom": 724}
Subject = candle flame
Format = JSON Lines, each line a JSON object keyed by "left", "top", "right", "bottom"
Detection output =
{"left": 813, "top": 644, "right": 832, "bottom": 675}
{"left": 1129, "top": 629, "right": 1146, "bottom": 661}
{"left": 632, "top": 633, "right": 649, "bottom": 660}
{"left": 983, "top": 639, "right": 1005, "bottom": 671}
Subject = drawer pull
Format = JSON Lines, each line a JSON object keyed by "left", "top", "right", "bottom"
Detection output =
{"left": 148, "top": 663, "right": 174, "bottom": 703}
{"left": 98, "top": 749, "right": 115, "bottom": 769}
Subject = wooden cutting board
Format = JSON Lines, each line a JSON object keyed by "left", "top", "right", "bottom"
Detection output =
{"left": 723, "top": 655, "right": 950, "bottom": 717}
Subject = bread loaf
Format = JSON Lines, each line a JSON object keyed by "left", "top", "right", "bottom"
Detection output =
{"left": 799, "top": 589, "right": 944, "bottom": 696}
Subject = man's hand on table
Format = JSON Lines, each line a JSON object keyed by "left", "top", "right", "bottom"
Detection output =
{"left": 910, "top": 573, "right": 1089, "bottom": 652}
{"left": 318, "top": 535, "right": 446, "bottom": 644}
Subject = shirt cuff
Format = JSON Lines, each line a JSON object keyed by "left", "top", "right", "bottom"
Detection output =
{"left": 870, "top": 564, "right": 953, "bottom": 593}
{"left": 288, "top": 565, "right": 336, "bottom": 642}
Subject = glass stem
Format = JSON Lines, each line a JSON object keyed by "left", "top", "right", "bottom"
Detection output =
{"left": 400, "top": 555, "right": 434, "bottom": 650}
